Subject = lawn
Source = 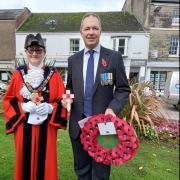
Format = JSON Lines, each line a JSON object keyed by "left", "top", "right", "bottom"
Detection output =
{"left": 0, "top": 114, "right": 179, "bottom": 180}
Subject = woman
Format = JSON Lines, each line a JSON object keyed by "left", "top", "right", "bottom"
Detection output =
{"left": 3, "top": 33, "right": 67, "bottom": 180}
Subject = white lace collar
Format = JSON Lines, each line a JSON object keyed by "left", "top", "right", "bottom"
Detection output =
{"left": 20, "top": 63, "right": 45, "bottom": 100}
{"left": 28, "top": 62, "right": 44, "bottom": 70}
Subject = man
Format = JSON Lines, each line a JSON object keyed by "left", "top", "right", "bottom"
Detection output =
{"left": 63, "top": 13, "right": 131, "bottom": 180}
{"left": 3, "top": 33, "right": 67, "bottom": 180}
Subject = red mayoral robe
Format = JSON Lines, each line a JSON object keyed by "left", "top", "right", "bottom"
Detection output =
{"left": 3, "top": 65, "right": 67, "bottom": 180}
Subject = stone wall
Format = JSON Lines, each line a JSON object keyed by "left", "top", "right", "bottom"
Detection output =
{"left": 149, "top": 29, "right": 179, "bottom": 60}
{"left": 149, "top": 5, "right": 179, "bottom": 28}
{"left": 0, "top": 21, "right": 15, "bottom": 60}
{"left": 0, "top": 8, "right": 30, "bottom": 71}
{"left": 122, "top": 0, "right": 149, "bottom": 28}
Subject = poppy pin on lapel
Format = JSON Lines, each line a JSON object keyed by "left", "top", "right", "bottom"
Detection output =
{"left": 101, "top": 58, "right": 107, "bottom": 67}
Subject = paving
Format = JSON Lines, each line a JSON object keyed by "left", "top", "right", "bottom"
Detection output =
{"left": 160, "top": 103, "right": 179, "bottom": 121}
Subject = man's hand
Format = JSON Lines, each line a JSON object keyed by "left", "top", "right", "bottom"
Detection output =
{"left": 105, "top": 108, "right": 116, "bottom": 117}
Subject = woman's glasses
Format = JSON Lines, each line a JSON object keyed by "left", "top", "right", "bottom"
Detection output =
{"left": 26, "top": 47, "right": 44, "bottom": 54}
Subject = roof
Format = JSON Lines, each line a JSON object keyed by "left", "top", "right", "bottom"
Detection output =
{"left": 18, "top": 12, "right": 144, "bottom": 32}
{"left": 151, "top": 0, "right": 179, "bottom": 3}
{"left": 0, "top": 8, "right": 27, "bottom": 20}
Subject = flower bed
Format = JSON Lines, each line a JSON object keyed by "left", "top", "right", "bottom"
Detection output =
{"left": 155, "top": 120, "right": 179, "bottom": 141}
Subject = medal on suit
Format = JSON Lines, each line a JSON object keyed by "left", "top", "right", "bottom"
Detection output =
{"left": 108, "top": 73, "right": 113, "bottom": 85}
{"left": 100, "top": 73, "right": 113, "bottom": 86}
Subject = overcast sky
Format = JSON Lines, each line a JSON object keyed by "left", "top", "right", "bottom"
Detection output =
{"left": 0, "top": 0, "right": 126, "bottom": 12}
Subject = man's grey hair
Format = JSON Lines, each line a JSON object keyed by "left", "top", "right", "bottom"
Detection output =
{"left": 80, "top": 13, "right": 102, "bottom": 30}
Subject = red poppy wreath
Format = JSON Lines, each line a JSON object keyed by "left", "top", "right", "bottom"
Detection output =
{"left": 80, "top": 114, "right": 139, "bottom": 166}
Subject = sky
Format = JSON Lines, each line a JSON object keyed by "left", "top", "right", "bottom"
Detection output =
{"left": 0, "top": 0, "right": 126, "bottom": 12}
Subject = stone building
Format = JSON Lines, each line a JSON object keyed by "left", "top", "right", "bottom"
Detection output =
{"left": 0, "top": 8, "right": 30, "bottom": 80}
{"left": 123, "top": 0, "right": 179, "bottom": 95}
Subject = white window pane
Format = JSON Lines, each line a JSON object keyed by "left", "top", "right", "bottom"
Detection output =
{"left": 70, "top": 39, "right": 80, "bottom": 53}
{"left": 1, "top": 73, "right": 8, "bottom": 80}
{"left": 171, "top": 9, "right": 179, "bottom": 26}
{"left": 169, "top": 36, "right": 179, "bottom": 55}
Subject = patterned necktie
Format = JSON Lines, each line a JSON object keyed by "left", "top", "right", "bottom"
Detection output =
{"left": 84, "top": 50, "right": 94, "bottom": 117}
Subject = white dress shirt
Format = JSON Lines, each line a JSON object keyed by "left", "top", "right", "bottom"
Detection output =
{"left": 83, "top": 44, "right": 100, "bottom": 92}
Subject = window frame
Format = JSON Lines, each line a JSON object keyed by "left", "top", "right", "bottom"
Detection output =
{"left": 150, "top": 71, "right": 167, "bottom": 92}
{"left": 169, "top": 36, "right": 179, "bottom": 57}
{"left": 69, "top": 39, "right": 80, "bottom": 54}
{"left": 112, "top": 37, "right": 129, "bottom": 56}
{"left": 171, "top": 10, "right": 179, "bottom": 26}
{"left": 0, "top": 71, "right": 9, "bottom": 81}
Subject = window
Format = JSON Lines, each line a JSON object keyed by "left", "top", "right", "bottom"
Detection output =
{"left": 70, "top": 39, "right": 80, "bottom": 53}
{"left": 0, "top": 72, "right": 8, "bottom": 81}
{"left": 46, "top": 19, "right": 57, "bottom": 25}
{"left": 118, "top": 39, "right": 126, "bottom": 55}
{"left": 169, "top": 36, "right": 179, "bottom": 56}
{"left": 46, "top": 19, "right": 57, "bottom": 30}
{"left": 112, "top": 37, "right": 128, "bottom": 56}
{"left": 150, "top": 71, "right": 167, "bottom": 92}
{"left": 1, "top": 73, "right": 8, "bottom": 80}
{"left": 171, "top": 10, "right": 179, "bottom": 26}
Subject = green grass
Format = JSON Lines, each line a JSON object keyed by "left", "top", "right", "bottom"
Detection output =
{"left": 0, "top": 114, "right": 179, "bottom": 180}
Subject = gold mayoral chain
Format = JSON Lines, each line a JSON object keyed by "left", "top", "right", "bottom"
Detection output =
{"left": 20, "top": 68, "right": 54, "bottom": 104}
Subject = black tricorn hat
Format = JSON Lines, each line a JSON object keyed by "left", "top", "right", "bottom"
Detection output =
{"left": 24, "top": 33, "right": 45, "bottom": 49}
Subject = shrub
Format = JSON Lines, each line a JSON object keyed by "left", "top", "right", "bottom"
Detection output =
{"left": 144, "top": 125, "right": 157, "bottom": 140}
{"left": 119, "top": 81, "right": 168, "bottom": 139}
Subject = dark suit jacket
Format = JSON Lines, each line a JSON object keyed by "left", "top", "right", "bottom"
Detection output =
{"left": 66, "top": 46, "right": 131, "bottom": 139}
